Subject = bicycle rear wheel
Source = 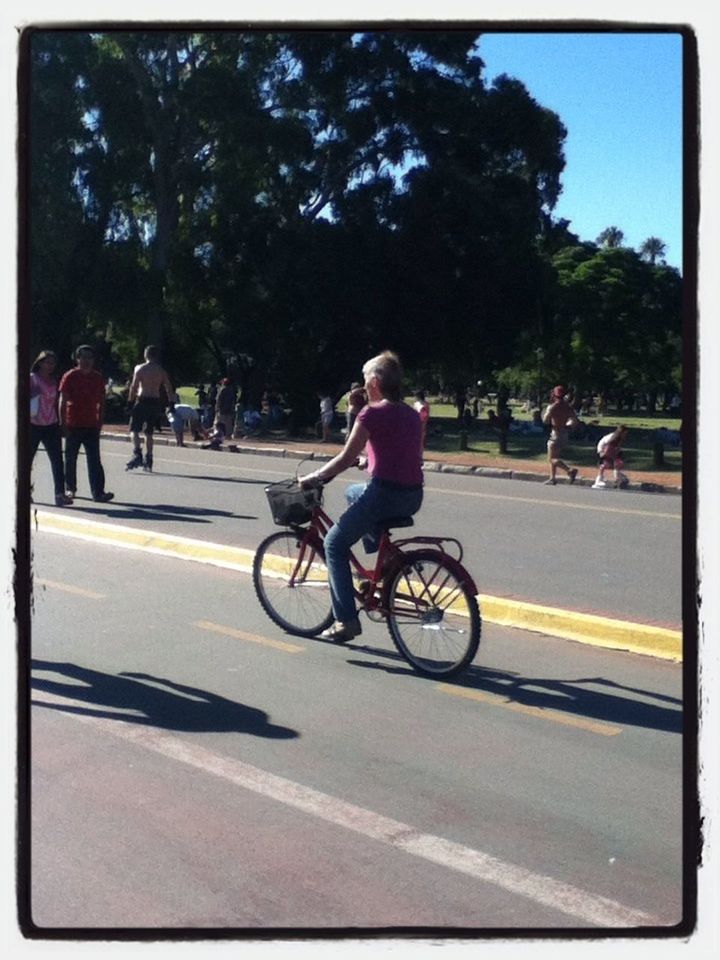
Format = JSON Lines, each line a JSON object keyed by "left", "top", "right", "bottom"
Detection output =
{"left": 253, "top": 530, "right": 334, "bottom": 637}
{"left": 386, "top": 550, "right": 481, "bottom": 677}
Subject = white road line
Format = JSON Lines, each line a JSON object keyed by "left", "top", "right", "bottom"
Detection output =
{"left": 32, "top": 688, "right": 661, "bottom": 928}
{"left": 104, "top": 447, "right": 680, "bottom": 520}
{"left": 423, "top": 486, "right": 681, "bottom": 520}
{"left": 105, "top": 449, "right": 290, "bottom": 478}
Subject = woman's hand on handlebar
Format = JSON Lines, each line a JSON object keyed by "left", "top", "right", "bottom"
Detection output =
{"left": 300, "top": 474, "right": 326, "bottom": 490}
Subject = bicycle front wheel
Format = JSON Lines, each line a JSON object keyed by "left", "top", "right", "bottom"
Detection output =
{"left": 386, "top": 550, "right": 481, "bottom": 678}
{"left": 253, "top": 530, "right": 334, "bottom": 637}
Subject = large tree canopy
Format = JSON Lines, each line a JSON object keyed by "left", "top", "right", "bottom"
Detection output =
{"left": 25, "top": 28, "right": 681, "bottom": 419}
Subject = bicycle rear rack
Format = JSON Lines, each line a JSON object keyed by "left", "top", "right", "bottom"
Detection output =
{"left": 391, "top": 535, "right": 464, "bottom": 564}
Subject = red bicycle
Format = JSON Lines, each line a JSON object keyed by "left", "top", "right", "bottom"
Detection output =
{"left": 253, "top": 475, "right": 481, "bottom": 678}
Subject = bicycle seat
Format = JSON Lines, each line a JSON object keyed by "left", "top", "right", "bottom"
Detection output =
{"left": 379, "top": 516, "right": 414, "bottom": 530}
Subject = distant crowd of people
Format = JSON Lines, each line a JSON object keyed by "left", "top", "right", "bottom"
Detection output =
{"left": 30, "top": 342, "right": 681, "bottom": 507}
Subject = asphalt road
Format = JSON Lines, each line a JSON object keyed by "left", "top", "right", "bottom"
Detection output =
{"left": 26, "top": 531, "right": 684, "bottom": 932}
{"left": 29, "top": 438, "right": 683, "bottom": 626}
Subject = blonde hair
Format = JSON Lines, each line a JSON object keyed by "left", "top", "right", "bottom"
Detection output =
{"left": 363, "top": 351, "right": 403, "bottom": 401}
{"left": 31, "top": 350, "right": 57, "bottom": 373}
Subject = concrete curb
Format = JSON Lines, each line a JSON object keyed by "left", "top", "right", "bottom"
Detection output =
{"left": 33, "top": 510, "right": 682, "bottom": 662}
{"left": 101, "top": 429, "right": 682, "bottom": 495}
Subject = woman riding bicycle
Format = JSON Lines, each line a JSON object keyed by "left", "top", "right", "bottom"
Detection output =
{"left": 301, "top": 351, "right": 423, "bottom": 642}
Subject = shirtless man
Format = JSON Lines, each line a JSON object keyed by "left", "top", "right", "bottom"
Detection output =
{"left": 541, "top": 385, "right": 579, "bottom": 486}
{"left": 126, "top": 345, "right": 174, "bottom": 471}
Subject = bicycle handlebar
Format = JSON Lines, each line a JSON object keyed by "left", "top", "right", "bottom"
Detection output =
{"left": 300, "top": 476, "right": 327, "bottom": 490}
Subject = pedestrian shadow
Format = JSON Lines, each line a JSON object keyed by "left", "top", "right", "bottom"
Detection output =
{"left": 30, "top": 660, "right": 298, "bottom": 739}
{"left": 343, "top": 644, "right": 682, "bottom": 735}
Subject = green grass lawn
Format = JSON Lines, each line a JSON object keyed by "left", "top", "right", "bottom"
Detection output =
{"left": 418, "top": 401, "right": 682, "bottom": 473}
{"left": 169, "top": 388, "right": 682, "bottom": 474}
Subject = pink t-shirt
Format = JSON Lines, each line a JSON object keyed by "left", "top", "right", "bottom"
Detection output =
{"left": 357, "top": 400, "right": 423, "bottom": 486}
{"left": 30, "top": 372, "right": 59, "bottom": 426}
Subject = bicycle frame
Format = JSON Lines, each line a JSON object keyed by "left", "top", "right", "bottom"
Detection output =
{"left": 256, "top": 476, "right": 481, "bottom": 677}
{"left": 287, "top": 501, "right": 477, "bottom": 615}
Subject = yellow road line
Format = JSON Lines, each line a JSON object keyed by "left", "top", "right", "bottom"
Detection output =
{"left": 33, "top": 510, "right": 682, "bottom": 661}
{"left": 33, "top": 577, "right": 105, "bottom": 600}
{"left": 437, "top": 684, "right": 623, "bottom": 736}
{"left": 193, "top": 619, "right": 305, "bottom": 653}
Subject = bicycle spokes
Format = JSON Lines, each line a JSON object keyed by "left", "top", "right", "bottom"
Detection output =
{"left": 253, "top": 531, "right": 334, "bottom": 637}
{"left": 386, "top": 551, "right": 481, "bottom": 676}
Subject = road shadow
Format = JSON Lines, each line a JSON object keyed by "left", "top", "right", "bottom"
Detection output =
{"left": 160, "top": 472, "right": 271, "bottom": 486}
{"left": 30, "top": 660, "right": 298, "bottom": 739}
{"left": 343, "top": 643, "right": 682, "bottom": 735}
{"left": 62, "top": 500, "right": 258, "bottom": 523}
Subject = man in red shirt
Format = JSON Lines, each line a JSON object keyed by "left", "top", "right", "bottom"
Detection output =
{"left": 59, "top": 345, "right": 114, "bottom": 503}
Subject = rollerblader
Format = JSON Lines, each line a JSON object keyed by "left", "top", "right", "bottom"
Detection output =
{"left": 126, "top": 345, "right": 174, "bottom": 472}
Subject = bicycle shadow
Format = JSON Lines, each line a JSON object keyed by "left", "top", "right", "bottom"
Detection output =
{"left": 343, "top": 643, "right": 682, "bottom": 735}
{"left": 30, "top": 660, "right": 298, "bottom": 739}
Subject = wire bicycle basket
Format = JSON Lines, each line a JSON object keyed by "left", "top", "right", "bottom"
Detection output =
{"left": 265, "top": 478, "right": 322, "bottom": 526}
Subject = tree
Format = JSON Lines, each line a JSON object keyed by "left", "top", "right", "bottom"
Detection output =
{"left": 639, "top": 236, "right": 667, "bottom": 265}
{"left": 27, "top": 28, "right": 569, "bottom": 421}
{"left": 28, "top": 32, "right": 97, "bottom": 366}
{"left": 596, "top": 226, "right": 625, "bottom": 249}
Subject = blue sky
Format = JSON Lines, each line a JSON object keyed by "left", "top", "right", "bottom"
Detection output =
{"left": 476, "top": 31, "right": 684, "bottom": 270}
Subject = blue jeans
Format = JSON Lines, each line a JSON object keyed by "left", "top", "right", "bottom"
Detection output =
{"left": 323, "top": 478, "right": 423, "bottom": 624}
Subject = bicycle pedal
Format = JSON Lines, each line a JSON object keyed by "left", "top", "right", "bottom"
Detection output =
{"left": 358, "top": 579, "right": 381, "bottom": 598}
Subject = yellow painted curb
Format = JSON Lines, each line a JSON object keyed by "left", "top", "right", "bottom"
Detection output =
{"left": 479, "top": 595, "right": 682, "bottom": 661}
{"left": 33, "top": 510, "right": 256, "bottom": 574}
{"left": 33, "top": 510, "right": 682, "bottom": 661}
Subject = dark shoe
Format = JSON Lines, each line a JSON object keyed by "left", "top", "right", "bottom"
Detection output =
{"left": 143, "top": 454, "right": 153, "bottom": 472}
{"left": 93, "top": 492, "right": 114, "bottom": 503}
{"left": 55, "top": 493, "right": 73, "bottom": 506}
{"left": 544, "top": 478, "right": 556, "bottom": 485}
{"left": 319, "top": 619, "right": 362, "bottom": 643}
{"left": 126, "top": 450, "right": 143, "bottom": 470}
{"left": 569, "top": 468, "right": 578, "bottom": 484}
